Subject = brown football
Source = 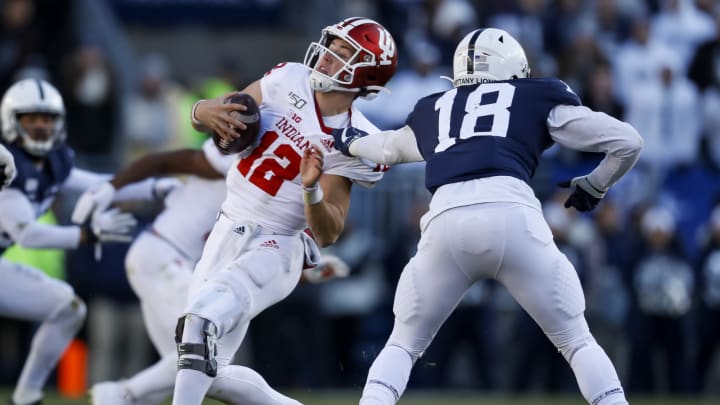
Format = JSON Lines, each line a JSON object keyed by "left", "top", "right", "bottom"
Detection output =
{"left": 211, "top": 93, "right": 261, "bottom": 155}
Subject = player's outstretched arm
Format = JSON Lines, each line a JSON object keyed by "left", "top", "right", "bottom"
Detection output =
{"left": 332, "top": 125, "right": 424, "bottom": 164}
{"left": 70, "top": 147, "right": 226, "bottom": 224}
{"left": 110, "top": 149, "right": 223, "bottom": 189}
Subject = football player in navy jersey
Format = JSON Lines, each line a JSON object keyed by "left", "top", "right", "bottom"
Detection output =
{"left": 0, "top": 79, "right": 145, "bottom": 405}
{"left": 333, "top": 28, "right": 642, "bottom": 405}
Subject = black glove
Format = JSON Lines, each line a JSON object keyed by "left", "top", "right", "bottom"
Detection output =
{"left": 559, "top": 176, "right": 606, "bottom": 212}
{"left": 331, "top": 127, "right": 369, "bottom": 157}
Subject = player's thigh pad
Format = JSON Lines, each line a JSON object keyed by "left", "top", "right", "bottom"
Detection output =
{"left": 184, "top": 232, "right": 303, "bottom": 337}
{"left": 498, "top": 205, "right": 586, "bottom": 334}
{"left": 0, "top": 258, "right": 76, "bottom": 321}
{"left": 125, "top": 231, "right": 193, "bottom": 307}
{"left": 389, "top": 209, "right": 480, "bottom": 358}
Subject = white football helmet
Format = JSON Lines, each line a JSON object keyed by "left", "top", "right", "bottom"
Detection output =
{"left": 304, "top": 17, "right": 398, "bottom": 99}
{"left": 450, "top": 28, "right": 530, "bottom": 87}
{"left": 1, "top": 78, "right": 66, "bottom": 156}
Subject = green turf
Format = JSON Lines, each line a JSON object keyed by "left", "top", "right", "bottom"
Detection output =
{"left": 2, "top": 388, "right": 718, "bottom": 405}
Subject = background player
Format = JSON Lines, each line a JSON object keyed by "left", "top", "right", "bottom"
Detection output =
{"left": 0, "top": 79, "right": 140, "bottom": 405}
{"left": 73, "top": 139, "right": 350, "bottom": 405}
{"left": 332, "top": 28, "right": 643, "bottom": 405}
{"left": 171, "top": 17, "right": 397, "bottom": 405}
{"left": 0, "top": 142, "right": 16, "bottom": 189}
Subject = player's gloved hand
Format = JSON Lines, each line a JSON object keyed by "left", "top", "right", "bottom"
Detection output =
{"left": 0, "top": 144, "right": 17, "bottom": 189}
{"left": 152, "top": 177, "right": 183, "bottom": 200}
{"left": 302, "top": 254, "right": 351, "bottom": 283}
{"left": 559, "top": 176, "right": 606, "bottom": 212}
{"left": 71, "top": 182, "right": 116, "bottom": 224}
{"left": 331, "top": 127, "right": 368, "bottom": 157}
{"left": 84, "top": 208, "right": 137, "bottom": 244}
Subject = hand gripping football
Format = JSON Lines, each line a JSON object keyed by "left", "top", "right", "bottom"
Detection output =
{"left": 212, "top": 93, "right": 261, "bottom": 155}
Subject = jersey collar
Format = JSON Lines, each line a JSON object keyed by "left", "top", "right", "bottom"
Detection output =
{"left": 313, "top": 93, "right": 352, "bottom": 134}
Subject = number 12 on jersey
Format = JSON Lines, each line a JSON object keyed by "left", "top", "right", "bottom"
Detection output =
{"left": 237, "top": 131, "right": 301, "bottom": 196}
{"left": 434, "top": 82, "right": 516, "bottom": 153}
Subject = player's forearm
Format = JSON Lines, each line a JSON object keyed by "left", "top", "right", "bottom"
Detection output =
{"left": 549, "top": 106, "right": 643, "bottom": 190}
{"left": 110, "top": 150, "right": 189, "bottom": 188}
{"left": 349, "top": 126, "right": 423, "bottom": 164}
{"left": 304, "top": 200, "right": 344, "bottom": 247}
{"left": 12, "top": 222, "right": 82, "bottom": 250}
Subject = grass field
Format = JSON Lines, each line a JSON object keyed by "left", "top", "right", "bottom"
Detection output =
{"left": 2, "top": 389, "right": 718, "bottom": 405}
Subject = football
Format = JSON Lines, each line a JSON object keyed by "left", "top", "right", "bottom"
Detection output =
{"left": 211, "top": 93, "right": 261, "bottom": 155}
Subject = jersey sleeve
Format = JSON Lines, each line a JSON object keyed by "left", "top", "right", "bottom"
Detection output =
{"left": 545, "top": 78, "right": 582, "bottom": 107}
{"left": 260, "top": 62, "right": 303, "bottom": 105}
{"left": 0, "top": 188, "right": 81, "bottom": 249}
{"left": 322, "top": 149, "right": 384, "bottom": 188}
{"left": 201, "top": 138, "right": 235, "bottom": 175}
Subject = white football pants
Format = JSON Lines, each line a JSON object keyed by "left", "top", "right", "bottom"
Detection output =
{"left": 173, "top": 214, "right": 304, "bottom": 405}
{"left": 123, "top": 230, "right": 302, "bottom": 405}
{"left": 362, "top": 202, "right": 626, "bottom": 405}
{"left": 0, "top": 258, "right": 86, "bottom": 404}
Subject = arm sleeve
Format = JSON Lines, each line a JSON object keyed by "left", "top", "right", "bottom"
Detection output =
{"left": 202, "top": 138, "right": 235, "bottom": 175}
{"left": 61, "top": 168, "right": 111, "bottom": 193}
{"left": 114, "top": 178, "right": 157, "bottom": 201}
{"left": 63, "top": 167, "right": 157, "bottom": 201}
{"left": 548, "top": 105, "right": 643, "bottom": 191}
{"left": 0, "top": 189, "right": 81, "bottom": 249}
{"left": 348, "top": 125, "right": 424, "bottom": 165}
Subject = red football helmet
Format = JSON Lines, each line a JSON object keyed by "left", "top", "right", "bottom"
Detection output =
{"left": 304, "top": 17, "right": 398, "bottom": 99}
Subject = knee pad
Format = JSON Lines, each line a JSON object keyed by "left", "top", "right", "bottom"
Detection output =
{"left": 546, "top": 316, "right": 594, "bottom": 364}
{"left": 175, "top": 315, "right": 218, "bottom": 377}
{"left": 50, "top": 296, "right": 87, "bottom": 330}
{"left": 386, "top": 328, "right": 424, "bottom": 365}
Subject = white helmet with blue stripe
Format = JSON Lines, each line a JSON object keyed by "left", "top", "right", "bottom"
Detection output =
{"left": 0, "top": 78, "right": 66, "bottom": 156}
{"left": 451, "top": 28, "right": 530, "bottom": 87}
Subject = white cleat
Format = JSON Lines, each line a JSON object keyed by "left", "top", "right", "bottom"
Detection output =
{"left": 90, "top": 381, "right": 132, "bottom": 405}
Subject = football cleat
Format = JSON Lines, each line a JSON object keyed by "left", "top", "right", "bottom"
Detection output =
{"left": 90, "top": 381, "right": 133, "bottom": 405}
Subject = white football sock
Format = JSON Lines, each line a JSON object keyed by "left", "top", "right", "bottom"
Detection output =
{"left": 125, "top": 354, "right": 176, "bottom": 404}
{"left": 360, "top": 345, "right": 413, "bottom": 405}
{"left": 569, "top": 341, "right": 628, "bottom": 405}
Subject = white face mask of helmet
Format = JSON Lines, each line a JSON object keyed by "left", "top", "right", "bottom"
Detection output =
{"left": 449, "top": 28, "right": 531, "bottom": 87}
{"left": 303, "top": 17, "right": 398, "bottom": 100}
{"left": 0, "top": 79, "right": 66, "bottom": 157}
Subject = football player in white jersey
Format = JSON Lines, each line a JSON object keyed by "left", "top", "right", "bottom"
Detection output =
{"left": 0, "top": 79, "right": 143, "bottom": 405}
{"left": 171, "top": 17, "right": 398, "bottom": 405}
{"left": 73, "top": 139, "right": 350, "bottom": 405}
{"left": 0, "top": 143, "right": 16, "bottom": 189}
{"left": 332, "top": 28, "right": 643, "bottom": 405}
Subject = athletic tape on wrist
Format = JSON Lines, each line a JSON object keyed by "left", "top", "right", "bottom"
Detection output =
{"left": 191, "top": 99, "right": 206, "bottom": 126}
{"left": 303, "top": 183, "right": 324, "bottom": 205}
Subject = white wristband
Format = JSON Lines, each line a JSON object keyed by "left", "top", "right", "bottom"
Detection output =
{"left": 191, "top": 99, "right": 206, "bottom": 126}
{"left": 303, "top": 183, "right": 324, "bottom": 205}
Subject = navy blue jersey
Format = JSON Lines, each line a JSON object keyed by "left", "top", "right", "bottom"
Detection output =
{"left": 406, "top": 78, "right": 581, "bottom": 193}
{"left": 4, "top": 143, "right": 74, "bottom": 213}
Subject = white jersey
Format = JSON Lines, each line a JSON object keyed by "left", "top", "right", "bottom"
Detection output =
{"left": 222, "top": 62, "right": 384, "bottom": 234}
{"left": 151, "top": 139, "right": 235, "bottom": 261}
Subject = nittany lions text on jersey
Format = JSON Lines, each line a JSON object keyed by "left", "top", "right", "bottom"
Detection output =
{"left": 408, "top": 78, "right": 580, "bottom": 192}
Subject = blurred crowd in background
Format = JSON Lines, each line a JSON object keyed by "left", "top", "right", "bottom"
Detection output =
{"left": 1, "top": 0, "right": 720, "bottom": 398}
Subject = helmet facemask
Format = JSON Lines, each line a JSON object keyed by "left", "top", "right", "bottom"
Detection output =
{"left": 304, "top": 18, "right": 398, "bottom": 100}
{"left": 1, "top": 79, "right": 67, "bottom": 157}
{"left": 14, "top": 111, "right": 65, "bottom": 157}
